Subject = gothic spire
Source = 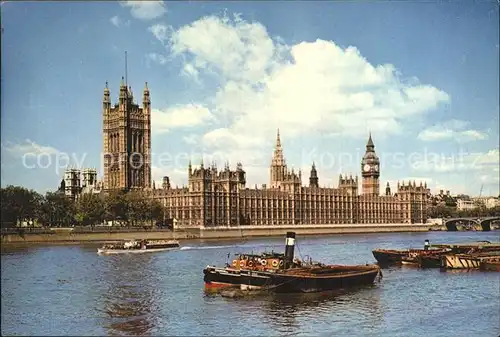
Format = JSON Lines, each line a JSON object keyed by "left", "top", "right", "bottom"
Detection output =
{"left": 366, "top": 132, "right": 374, "bottom": 150}
{"left": 271, "top": 128, "right": 285, "bottom": 166}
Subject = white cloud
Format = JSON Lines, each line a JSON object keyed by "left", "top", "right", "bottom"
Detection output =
{"left": 411, "top": 148, "right": 499, "bottom": 173}
{"left": 120, "top": 1, "right": 166, "bottom": 21}
{"left": 182, "top": 134, "right": 199, "bottom": 145}
{"left": 2, "top": 139, "right": 60, "bottom": 156}
{"left": 146, "top": 52, "right": 168, "bottom": 66}
{"left": 148, "top": 24, "right": 170, "bottom": 43}
{"left": 151, "top": 104, "right": 215, "bottom": 134}
{"left": 417, "top": 119, "right": 488, "bottom": 142}
{"left": 158, "top": 14, "right": 450, "bottom": 164}
{"left": 109, "top": 15, "right": 130, "bottom": 28}
{"left": 182, "top": 63, "right": 200, "bottom": 82}
{"left": 151, "top": 166, "right": 187, "bottom": 188}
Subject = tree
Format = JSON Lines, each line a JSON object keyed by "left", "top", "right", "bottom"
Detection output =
{"left": 427, "top": 204, "right": 456, "bottom": 218}
{"left": 146, "top": 198, "right": 165, "bottom": 226}
{"left": 104, "top": 190, "right": 128, "bottom": 225}
{"left": 75, "top": 193, "right": 105, "bottom": 226}
{"left": 38, "top": 192, "right": 75, "bottom": 227}
{"left": 486, "top": 206, "right": 500, "bottom": 217}
{"left": 125, "top": 191, "right": 149, "bottom": 226}
{"left": 0, "top": 186, "right": 43, "bottom": 227}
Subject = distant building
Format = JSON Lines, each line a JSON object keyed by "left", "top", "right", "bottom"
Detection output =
{"left": 472, "top": 197, "right": 500, "bottom": 209}
{"left": 91, "top": 78, "right": 434, "bottom": 227}
{"left": 147, "top": 131, "right": 430, "bottom": 227}
{"left": 456, "top": 198, "right": 476, "bottom": 211}
{"left": 61, "top": 168, "right": 102, "bottom": 200}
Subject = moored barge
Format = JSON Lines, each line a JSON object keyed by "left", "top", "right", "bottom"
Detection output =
{"left": 372, "top": 240, "right": 450, "bottom": 266}
{"left": 440, "top": 251, "right": 500, "bottom": 270}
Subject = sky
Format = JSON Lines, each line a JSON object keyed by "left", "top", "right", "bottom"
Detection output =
{"left": 1, "top": 1, "right": 499, "bottom": 197}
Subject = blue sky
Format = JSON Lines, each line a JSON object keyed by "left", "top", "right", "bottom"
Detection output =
{"left": 1, "top": 1, "right": 499, "bottom": 196}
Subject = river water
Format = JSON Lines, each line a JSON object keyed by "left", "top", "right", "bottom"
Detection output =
{"left": 1, "top": 231, "right": 499, "bottom": 336}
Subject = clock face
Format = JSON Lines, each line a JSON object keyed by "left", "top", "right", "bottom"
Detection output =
{"left": 363, "top": 164, "right": 371, "bottom": 172}
{"left": 374, "top": 165, "right": 379, "bottom": 171}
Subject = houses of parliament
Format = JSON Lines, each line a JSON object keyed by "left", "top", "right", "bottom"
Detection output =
{"left": 64, "top": 78, "right": 431, "bottom": 227}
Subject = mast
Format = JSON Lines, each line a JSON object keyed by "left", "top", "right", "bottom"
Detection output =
{"left": 125, "top": 51, "right": 128, "bottom": 86}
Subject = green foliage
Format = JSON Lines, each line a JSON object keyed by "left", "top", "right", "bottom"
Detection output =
{"left": 38, "top": 192, "right": 75, "bottom": 227}
{"left": 0, "top": 185, "right": 43, "bottom": 227}
{"left": 428, "top": 204, "right": 500, "bottom": 218}
{"left": 1, "top": 186, "right": 167, "bottom": 228}
{"left": 75, "top": 193, "right": 105, "bottom": 226}
{"left": 103, "top": 190, "right": 128, "bottom": 223}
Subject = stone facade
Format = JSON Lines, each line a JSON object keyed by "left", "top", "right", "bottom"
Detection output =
{"left": 148, "top": 131, "right": 430, "bottom": 228}
{"left": 61, "top": 168, "right": 102, "bottom": 200}
{"left": 102, "top": 78, "right": 151, "bottom": 191}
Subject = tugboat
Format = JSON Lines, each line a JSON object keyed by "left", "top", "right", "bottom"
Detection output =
{"left": 97, "top": 239, "right": 180, "bottom": 255}
{"left": 203, "top": 232, "right": 381, "bottom": 293}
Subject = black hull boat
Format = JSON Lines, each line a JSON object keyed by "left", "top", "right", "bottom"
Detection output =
{"left": 203, "top": 232, "right": 381, "bottom": 294}
{"left": 372, "top": 249, "right": 409, "bottom": 266}
{"left": 373, "top": 240, "right": 450, "bottom": 267}
{"left": 263, "top": 265, "right": 380, "bottom": 293}
{"left": 203, "top": 264, "right": 380, "bottom": 293}
{"left": 418, "top": 254, "right": 441, "bottom": 268}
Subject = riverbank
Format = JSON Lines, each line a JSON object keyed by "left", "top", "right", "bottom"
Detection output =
{"left": 0, "top": 223, "right": 443, "bottom": 245}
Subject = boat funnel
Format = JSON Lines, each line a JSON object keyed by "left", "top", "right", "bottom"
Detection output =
{"left": 424, "top": 239, "right": 430, "bottom": 251}
{"left": 284, "top": 231, "right": 296, "bottom": 268}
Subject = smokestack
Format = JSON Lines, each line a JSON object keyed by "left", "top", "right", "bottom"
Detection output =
{"left": 284, "top": 231, "right": 296, "bottom": 268}
{"left": 424, "top": 239, "right": 430, "bottom": 251}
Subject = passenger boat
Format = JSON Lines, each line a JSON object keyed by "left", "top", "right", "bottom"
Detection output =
{"left": 97, "top": 239, "right": 180, "bottom": 254}
{"left": 203, "top": 232, "right": 381, "bottom": 293}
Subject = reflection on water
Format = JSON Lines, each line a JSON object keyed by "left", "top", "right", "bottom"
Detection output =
{"left": 2, "top": 231, "right": 500, "bottom": 336}
{"left": 100, "top": 255, "right": 158, "bottom": 336}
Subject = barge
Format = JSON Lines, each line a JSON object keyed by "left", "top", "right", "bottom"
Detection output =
{"left": 372, "top": 240, "right": 449, "bottom": 266}
{"left": 440, "top": 251, "right": 500, "bottom": 270}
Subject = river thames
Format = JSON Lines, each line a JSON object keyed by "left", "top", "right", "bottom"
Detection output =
{"left": 1, "top": 231, "right": 499, "bottom": 336}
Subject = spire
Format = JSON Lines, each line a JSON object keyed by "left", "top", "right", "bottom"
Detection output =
{"left": 128, "top": 86, "right": 133, "bottom": 100}
{"left": 144, "top": 81, "right": 149, "bottom": 92}
{"left": 271, "top": 128, "right": 285, "bottom": 167}
{"left": 366, "top": 132, "right": 374, "bottom": 150}
{"left": 120, "top": 76, "right": 125, "bottom": 87}
{"left": 103, "top": 81, "right": 110, "bottom": 103}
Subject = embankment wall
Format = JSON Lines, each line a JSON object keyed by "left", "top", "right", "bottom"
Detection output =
{"left": 1, "top": 223, "right": 437, "bottom": 245}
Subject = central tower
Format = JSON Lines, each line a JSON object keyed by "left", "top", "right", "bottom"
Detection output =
{"left": 361, "top": 133, "right": 380, "bottom": 196}
{"left": 102, "top": 78, "right": 151, "bottom": 191}
{"left": 270, "top": 129, "right": 287, "bottom": 188}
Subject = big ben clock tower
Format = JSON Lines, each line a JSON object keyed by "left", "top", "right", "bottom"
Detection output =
{"left": 361, "top": 133, "right": 380, "bottom": 196}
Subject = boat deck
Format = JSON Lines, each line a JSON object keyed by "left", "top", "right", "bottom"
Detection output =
{"left": 430, "top": 242, "right": 500, "bottom": 250}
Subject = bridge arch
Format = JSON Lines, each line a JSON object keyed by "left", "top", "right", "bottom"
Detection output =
{"left": 479, "top": 217, "right": 500, "bottom": 232}
{"left": 444, "top": 218, "right": 480, "bottom": 231}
